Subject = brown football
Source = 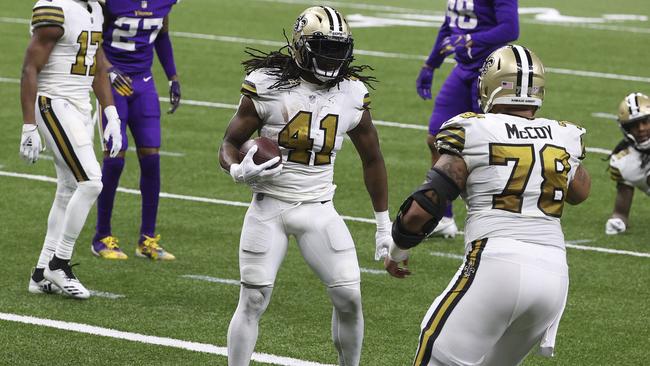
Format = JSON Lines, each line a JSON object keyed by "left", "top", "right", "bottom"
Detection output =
{"left": 239, "top": 137, "right": 282, "bottom": 168}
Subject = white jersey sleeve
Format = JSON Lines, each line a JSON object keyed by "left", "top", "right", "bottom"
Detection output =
{"left": 436, "top": 112, "right": 586, "bottom": 249}
{"left": 239, "top": 70, "right": 370, "bottom": 202}
{"left": 31, "top": 0, "right": 103, "bottom": 115}
{"left": 609, "top": 145, "right": 650, "bottom": 194}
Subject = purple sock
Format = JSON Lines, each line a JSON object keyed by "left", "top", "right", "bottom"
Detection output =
{"left": 139, "top": 154, "right": 160, "bottom": 238}
{"left": 444, "top": 202, "right": 453, "bottom": 218}
{"left": 95, "top": 157, "right": 125, "bottom": 239}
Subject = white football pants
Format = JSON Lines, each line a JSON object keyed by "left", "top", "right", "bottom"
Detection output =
{"left": 414, "top": 237, "right": 569, "bottom": 366}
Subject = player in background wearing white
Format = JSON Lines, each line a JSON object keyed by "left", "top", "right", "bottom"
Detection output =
{"left": 385, "top": 45, "right": 591, "bottom": 366}
{"left": 21, "top": 0, "right": 121, "bottom": 299}
{"left": 219, "top": 6, "right": 391, "bottom": 366}
{"left": 605, "top": 93, "right": 650, "bottom": 235}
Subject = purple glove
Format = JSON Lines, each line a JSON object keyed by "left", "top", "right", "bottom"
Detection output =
{"left": 168, "top": 80, "right": 181, "bottom": 114}
{"left": 416, "top": 66, "right": 434, "bottom": 100}
{"left": 108, "top": 67, "right": 133, "bottom": 96}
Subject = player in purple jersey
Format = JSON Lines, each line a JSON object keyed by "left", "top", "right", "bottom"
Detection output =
{"left": 415, "top": 0, "right": 518, "bottom": 236}
{"left": 92, "top": 0, "right": 181, "bottom": 260}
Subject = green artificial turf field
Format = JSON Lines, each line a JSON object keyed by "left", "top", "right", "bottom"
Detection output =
{"left": 0, "top": 0, "right": 648, "bottom": 365}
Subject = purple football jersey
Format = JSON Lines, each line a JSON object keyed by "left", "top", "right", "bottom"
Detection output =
{"left": 429, "top": 0, "right": 518, "bottom": 71}
{"left": 102, "top": 0, "right": 177, "bottom": 75}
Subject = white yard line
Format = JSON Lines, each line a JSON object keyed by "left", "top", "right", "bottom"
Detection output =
{"left": 359, "top": 267, "right": 386, "bottom": 275}
{"left": 1, "top": 170, "right": 648, "bottom": 259}
{"left": 430, "top": 251, "right": 465, "bottom": 260}
{"left": 1, "top": 17, "right": 649, "bottom": 83}
{"left": 181, "top": 274, "right": 240, "bottom": 286}
{"left": 126, "top": 146, "right": 185, "bottom": 157}
{"left": 591, "top": 112, "right": 617, "bottom": 120}
{"left": 0, "top": 312, "right": 336, "bottom": 366}
{"left": 565, "top": 243, "right": 650, "bottom": 258}
{"left": 88, "top": 290, "right": 126, "bottom": 299}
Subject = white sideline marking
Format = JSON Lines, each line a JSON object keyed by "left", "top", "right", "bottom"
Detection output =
{"left": 2, "top": 170, "right": 648, "bottom": 259}
{"left": 360, "top": 267, "right": 386, "bottom": 275}
{"left": 430, "top": 251, "right": 465, "bottom": 260}
{"left": 38, "top": 154, "right": 54, "bottom": 161}
{"left": 591, "top": 112, "right": 618, "bottom": 120}
{"left": 2, "top": 18, "right": 649, "bottom": 83}
{"left": 0, "top": 312, "right": 336, "bottom": 366}
{"left": 89, "top": 290, "right": 125, "bottom": 299}
{"left": 181, "top": 274, "right": 240, "bottom": 286}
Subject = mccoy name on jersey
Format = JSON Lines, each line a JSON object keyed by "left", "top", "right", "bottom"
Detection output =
{"left": 31, "top": 0, "right": 104, "bottom": 115}
{"left": 436, "top": 112, "right": 586, "bottom": 248}
{"left": 609, "top": 147, "right": 650, "bottom": 194}
{"left": 241, "top": 69, "right": 371, "bottom": 202}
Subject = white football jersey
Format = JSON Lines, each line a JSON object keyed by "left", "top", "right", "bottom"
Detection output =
{"left": 240, "top": 69, "right": 370, "bottom": 202}
{"left": 436, "top": 112, "right": 586, "bottom": 249}
{"left": 30, "top": 0, "right": 103, "bottom": 115}
{"left": 609, "top": 146, "right": 650, "bottom": 195}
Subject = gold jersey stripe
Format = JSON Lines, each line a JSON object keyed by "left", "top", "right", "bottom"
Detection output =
{"left": 608, "top": 167, "right": 623, "bottom": 182}
{"left": 38, "top": 96, "right": 89, "bottom": 182}
{"left": 32, "top": 11, "right": 64, "bottom": 19}
{"left": 240, "top": 83, "right": 258, "bottom": 97}
{"left": 436, "top": 135, "right": 464, "bottom": 152}
{"left": 439, "top": 127, "right": 465, "bottom": 140}
{"left": 33, "top": 7, "right": 64, "bottom": 18}
{"left": 413, "top": 239, "right": 487, "bottom": 365}
{"left": 31, "top": 15, "right": 65, "bottom": 26}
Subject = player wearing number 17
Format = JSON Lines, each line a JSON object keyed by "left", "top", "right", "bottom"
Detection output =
{"left": 21, "top": 0, "right": 122, "bottom": 299}
{"left": 386, "top": 45, "right": 591, "bottom": 365}
{"left": 219, "top": 6, "right": 390, "bottom": 366}
{"left": 92, "top": 0, "right": 180, "bottom": 260}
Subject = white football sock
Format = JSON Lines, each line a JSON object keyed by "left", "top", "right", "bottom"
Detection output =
{"left": 36, "top": 182, "right": 74, "bottom": 268}
{"left": 227, "top": 286, "right": 273, "bottom": 366}
{"left": 328, "top": 284, "right": 363, "bottom": 366}
{"left": 54, "top": 180, "right": 102, "bottom": 260}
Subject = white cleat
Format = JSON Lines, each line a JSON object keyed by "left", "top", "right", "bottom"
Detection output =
{"left": 44, "top": 261, "right": 90, "bottom": 300}
{"left": 28, "top": 276, "right": 62, "bottom": 295}
{"left": 429, "top": 216, "right": 459, "bottom": 239}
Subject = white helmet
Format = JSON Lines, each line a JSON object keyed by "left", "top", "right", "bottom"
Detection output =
{"left": 617, "top": 93, "right": 650, "bottom": 151}
{"left": 478, "top": 45, "right": 545, "bottom": 113}
{"left": 290, "top": 6, "right": 354, "bottom": 82}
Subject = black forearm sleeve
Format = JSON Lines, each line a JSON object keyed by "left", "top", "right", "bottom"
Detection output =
{"left": 391, "top": 168, "right": 461, "bottom": 249}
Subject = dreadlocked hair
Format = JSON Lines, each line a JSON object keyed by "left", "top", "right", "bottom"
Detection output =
{"left": 241, "top": 33, "right": 377, "bottom": 90}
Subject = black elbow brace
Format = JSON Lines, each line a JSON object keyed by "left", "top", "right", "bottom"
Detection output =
{"left": 391, "top": 168, "right": 461, "bottom": 249}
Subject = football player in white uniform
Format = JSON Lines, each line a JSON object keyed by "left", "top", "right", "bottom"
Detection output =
{"left": 21, "top": 0, "right": 122, "bottom": 299}
{"left": 219, "top": 6, "right": 390, "bottom": 366}
{"left": 384, "top": 45, "right": 591, "bottom": 366}
{"left": 605, "top": 93, "right": 650, "bottom": 235}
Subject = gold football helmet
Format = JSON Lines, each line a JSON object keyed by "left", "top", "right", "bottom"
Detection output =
{"left": 290, "top": 6, "right": 353, "bottom": 81}
{"left": 478, "top": 45, "right": 545, "bottom": 113}
{"left": 617, "top": 93, "right": 650, "bottom": 151}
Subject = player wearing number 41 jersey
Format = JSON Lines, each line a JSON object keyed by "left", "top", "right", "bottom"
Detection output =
{"left": 385, "top": 45, "right": 591, "bottom": 366}
{"left": 220, "top": 6, "right": 390, "bottom": 366}
{"left": 21, "top": 0, "right": 123, "bottom": 299}
{"left": 92, "top": 0, "right": 180, "bottom": 260}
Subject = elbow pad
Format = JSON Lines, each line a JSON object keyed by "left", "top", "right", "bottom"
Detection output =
{"left": 391, "top": 168, "right": 461, "bottom": 249}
